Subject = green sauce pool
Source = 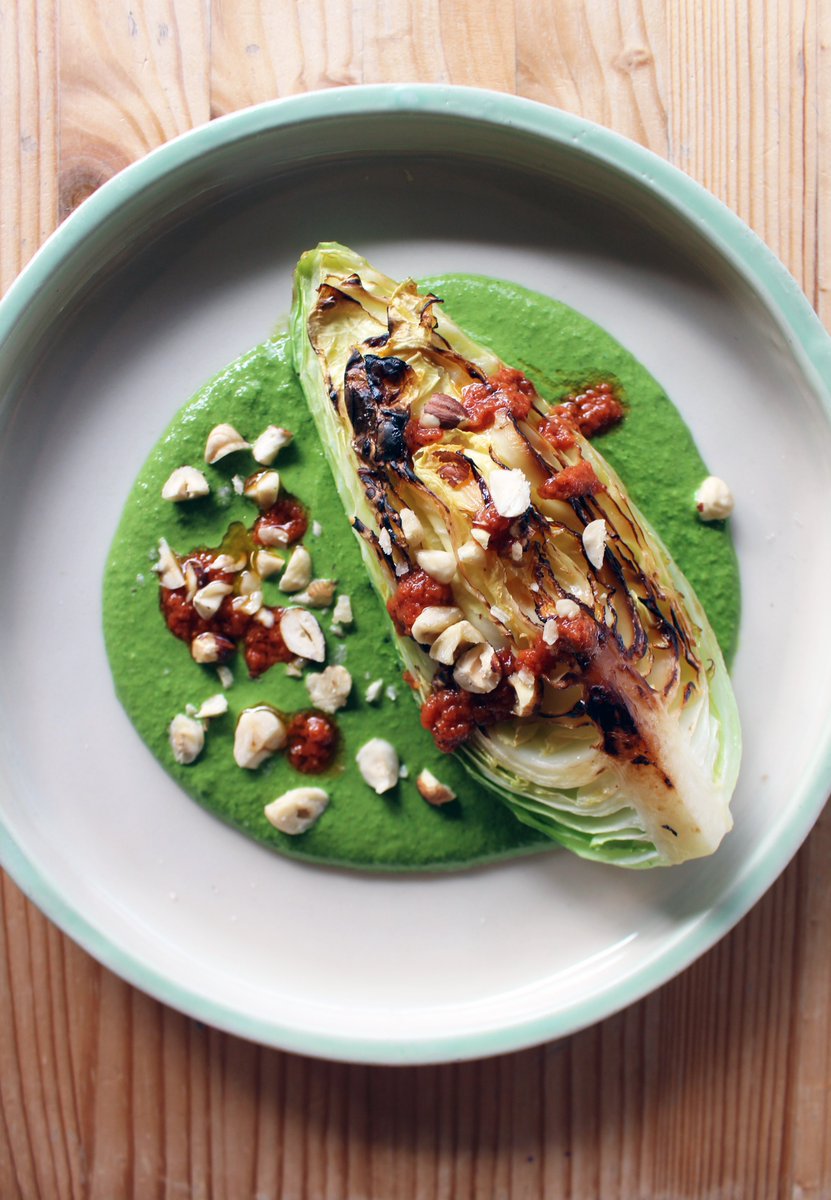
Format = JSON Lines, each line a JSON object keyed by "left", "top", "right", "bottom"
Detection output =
{"left": 103, "top": 275, "right": 739, "bottom": 871}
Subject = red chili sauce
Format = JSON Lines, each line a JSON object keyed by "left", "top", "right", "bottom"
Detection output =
{"left": 460, "top": 366, "right": 537, "bottom": 431}
{"left": 420, "top": 612, "right": 599, "bottom": 752}
{"left": 161, "top": 565, "right": 290, "bottom": 675}
{"left": 420, "top": 680, "right": 516, "bottom": 753}
{"left": 253, "top": 496, "right": 308, "bottom": 547}
{"left": 559, "top": 382, "right": 623, "bottom": 438}
{"left": 472, "top": 503, "right": 513, "bottom": 553}
{"left": 162, "top": 498, "right": 309, "bottom": 679}
{"left": 538, "top": 460, "right": 604, "bottom": 502}
{"left": 539, "top": 381, "right": 623, "bottom": 450}
{"left": 243, "top": 615, "right": 294, "bottom": 677}
{"left": 404, "top": 419, "right": 443, "bottom": 454}
{"left": 286, "top": 711, "right": 338, "bottom": 774}
{"left": 387, "top": 569, "right": 455, "bottom": 636}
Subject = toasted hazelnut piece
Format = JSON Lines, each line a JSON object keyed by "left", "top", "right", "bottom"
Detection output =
{"left": 231, "top": 475, "right": 245, "bottom": 495}
{"left": 239, "top": 575, "right": 264, "bottom": 613}
{"left": 168, "top": 713, "right": 205, "bottom": 764}
{"left": 232, "top": 588, "right": 263, "bottom": 617}
{"left": 453, "top": 643, "right": 500, "bottom": 694}
{"left": 306, "top": 665, "right": 352, "bottom": 714}
{"left": 285, "top": 660, "right": 304, "bottom": 678}
{"left": 161, "top": 466, "right": 210, "bottom": 502}
{"left": 195, "top": 694, "right": 228, "bottom": 720}
{"left": 356, "top": 738, "right": 399, "bottom": 794}
{"left": 205, "top": 423, "right": 250, "bottom": 464}
{"left": 191, "top": 632, "right": 233, "bottom": 664}
{"left": 410, "top": 605, "right": 463, "bottom": 645}
{"left": 399, "top": 508, "right": 424, "bottom": 547}
{"left": 193, "top": 580, "right": 233, "bottom": 619}
{"left": 555, "top": 597, "right": 580, "bottom": 619}
{"left": 184, "top": 562, "right": 199, "bottom": 602}
{"left": 279, "top": 545, "right": 312, "bottom": 593}
{"left": 508, "top": 668, "right": 539, "bottom": 717}
{"left": 489, "top": 468, "right": 531, "bottom": 519}
{"left": 153, "top": 537, "right": 185, "bottom": 589}
{"left": 217, "top": 665, "right": 234, "bottom": 689}
{"left": 239, "top": 569, "right": 259, "bottom": 596}
{"left": 470, "top": 527, "right": 491, "bottom": 549}
{"left": 255, "top": 607, "right": 275, "bottom": 628}
{"left": 234, "top": 707, "right": 287, "bottom": 769}
{"left": 294, "top": 578, "right": 337, "bottom": 608}
{"left": 311, "top": 520, "right": 323, "bottom": 537}
{"left": 281, "top": 608, "right": 325, "bottom": 662}
{"left": 457, "top": 539, "right": 487, "bottom": 567}
{"left": 244, "top": 469, "right": 281, "bottom": 510}
{"left": 543, "top": 619, "right": 559, "bottom": 645}
{"left": 416, "top": 548, "right": 457, "bottom": 584}
{"left": 695, "top": 475, "right": 734, "bottom": 520}
{"left": 582, "top": 518, "right": 607, "bottom": 570}
{"left": 254, "top": 549, "right": 285, "bottom": 578}
{"left": 429, "top": 620, "right": 484, "bottom": 666}
{"left": 256, "top": 524, "right": 292, "bottom": 548}
{"left": 252, "top": 425, "right": 293, "bottom": 465}
{"left": 365, "top": 678, "right": 384, "bottom": 703}
{"left": 423, "top": 393, "right": 467, "bottom": 427}
{"left": 332, "top": 594, "right": 353, "bottom": 625}
{"left": 264, "top": 786, "right": 329, "bottom": 834}
{"left": 378, "top": 527, "right": 393, "bottom": 555}
{"left": 213, "top": 552, "right": 247, "bottom": 573}
{"left": 416, "top": 768, "right": 457, "bottom": 806}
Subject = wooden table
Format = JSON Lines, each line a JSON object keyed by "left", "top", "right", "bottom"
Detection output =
{"left": 2, "top": 3, "right": 829, "bottom": 1197}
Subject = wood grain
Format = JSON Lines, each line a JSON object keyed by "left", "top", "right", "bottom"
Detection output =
{"left": 2, "top": 1, "right": 831, "bottom": 1196}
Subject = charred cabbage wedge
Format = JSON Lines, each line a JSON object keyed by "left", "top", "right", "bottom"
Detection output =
{"left": 290, "top": 243, "right": 741, "bottom": 867}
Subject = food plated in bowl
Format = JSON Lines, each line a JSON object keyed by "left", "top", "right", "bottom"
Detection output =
{"left": 1, "top": 87, "right": 830, "bottom": 1062}
{"left": 104, "top": 243, "right": 740, "bottom": 873}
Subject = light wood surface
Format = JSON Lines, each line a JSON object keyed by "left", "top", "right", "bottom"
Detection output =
{"left": 2, "top": 2, "right": 830, "bottom": 1196}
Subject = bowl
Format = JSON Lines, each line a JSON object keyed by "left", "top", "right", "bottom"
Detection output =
{"left": 1, "top": 85, "right": 830, "bottom": 1064}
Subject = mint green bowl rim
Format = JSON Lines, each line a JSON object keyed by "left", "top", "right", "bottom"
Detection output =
{"left": 1, "top": 84, "right": 830, "bottom": 1065}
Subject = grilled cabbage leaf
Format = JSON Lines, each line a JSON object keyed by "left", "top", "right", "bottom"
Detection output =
{"left": 290, "top": 243, "right": 741, "bottom": 867}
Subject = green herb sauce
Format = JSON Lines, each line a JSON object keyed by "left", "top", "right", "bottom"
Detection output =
{"left": 103, "top": 276, "right": 739, "bottom": 870}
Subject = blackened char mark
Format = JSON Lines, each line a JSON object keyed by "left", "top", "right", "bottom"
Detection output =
{"left": 345, "top": 351, "right": 375, "bottom": 438}
{"left": 364, "top": 354, "right": 410, "bottom": 403}
{"left": 344, "top": 352, "right": 412, "bottom": 467}
{"left": 585, "top": 684, "right": 649, "bottom": 763}
{"left": 376, "top": 410, "right": 409, "bottom": 461}
{"left": 585, "top": 684, "right": 675, "bottom": 789}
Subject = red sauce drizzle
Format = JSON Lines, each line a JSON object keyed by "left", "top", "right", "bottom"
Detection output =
{"left": 538, "top": 412, "right": 577, "bottom": 450}
{"left": 243, "top": 611, "right": 293, "bottom": 677}
{"left": 253, "top": 496, "right": 308, "bottom": 547}
{"left": 420, "top": 680, "right": 518, "bottom": 753}
{"left": 420, "top": 689, "right": 477, "bottom": 753}
{"left": 539, "top": 382, "right": 623, "bottom": 449}
{"left": 460, "top": 367, "right": 537, "bottom": 431}
{"left": 558, "top": 382, "right": 623, "bottom": 439}
{"left": 286, "top": 711, "right": 338, "bottom": 774}
{"left": 404, "top": 419, "right": 443, "bottom": 453}
{"left": 387, "top": 569, "right": 455, "bottom": 636}
{"left": 515, "top": 614, "right": 598, "bottom": 678}
{"left": 539, "top": 460, "right": 604, "bottom": 501}
{"left": 472, "top": 503, "right": 513, "bottom": 553}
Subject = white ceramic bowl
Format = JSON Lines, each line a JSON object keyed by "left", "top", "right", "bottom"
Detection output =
{"left": 1, "top": 86, "right": 830, "bottom": 1064}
